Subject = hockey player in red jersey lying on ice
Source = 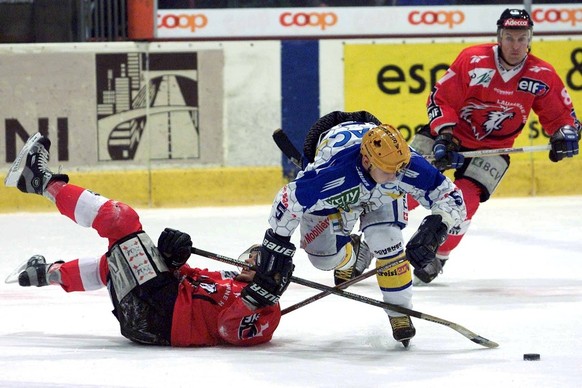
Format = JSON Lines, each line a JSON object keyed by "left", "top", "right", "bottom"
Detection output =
{"left": 5, "top": 132, "right": 294, "bottom": 347}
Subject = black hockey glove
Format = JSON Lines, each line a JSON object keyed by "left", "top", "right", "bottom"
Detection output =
{"left": 157, "top": 228, "right": 192, "bottom": 269}
{"left": 405, "top": 215, "right": 448, "bottom": 270}
{"left": 549, "top": 125, "right": 580, "bottom": 162}
{"left": 242, "top": 229, "right": 295, "bottom": 309}
{"left": 432, "top": 132, "right": 464, "bottom": 170}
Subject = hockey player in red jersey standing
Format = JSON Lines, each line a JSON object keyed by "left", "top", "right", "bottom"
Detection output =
{"left": 409, "top": 8, "right": 581, "bottom": 284}
{"left": 5, "top": 133, "right": 293, "bottom": 347}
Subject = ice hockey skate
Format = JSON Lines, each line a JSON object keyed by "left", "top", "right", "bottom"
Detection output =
{"left": 389, "top": 315, "right": 416, "bottom": 348}
{"left": 5, "top": 255, "right": 63, "bottom": 287}
{"left": 4, "top": 132, "right": 68, "bottom": 196}
{"left": 334, "top": 234, "right": 373, "bottom": 286}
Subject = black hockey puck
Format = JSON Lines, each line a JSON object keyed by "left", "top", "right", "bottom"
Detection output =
{"left": 523, "top": 353, "right": 540, "bottom": 361}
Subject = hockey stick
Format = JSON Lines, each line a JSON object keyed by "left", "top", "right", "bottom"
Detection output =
{"left": 191, "top": 247, "right": 499, "bottom": 349}
{"left": 273, "top": 128, "right": 302, "bottom": 168}
{"left": 273, "top": 127, "right": 550, "bottom": 165}
{"left": 424, "top": 144, "right": 550, "bottom": 160}
{"left": 281, "top": 257, "right": 406, "bottom": 315}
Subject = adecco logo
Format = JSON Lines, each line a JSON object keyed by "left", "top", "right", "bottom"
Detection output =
{"left": 408, "top": 10, "right": 465, "bottom": 29}
{"left": 280, "top": 12, "right": 338, "bottom": 30}
{"left": 158, "top": 13, "right": 208, "bottom": 32}
{"left": 532, "top": 8, "right": 582, "bottom": 26}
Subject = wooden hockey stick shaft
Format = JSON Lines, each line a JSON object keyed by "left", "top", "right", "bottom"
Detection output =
{"left": 281, "top": 257, "right": 405, "bottom": 315}
{"left": 273, "top": 127, "right": 550, "bottom": 167}
{"left": 424, "top": 144, "right": 550, "bottom": 160}
{"left": 191, "top": 247, "right": 499, "bottom": 348}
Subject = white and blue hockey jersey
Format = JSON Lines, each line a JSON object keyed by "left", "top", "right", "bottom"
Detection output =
{"left": 268, "top": 121, "right": 466, "bottom": 238}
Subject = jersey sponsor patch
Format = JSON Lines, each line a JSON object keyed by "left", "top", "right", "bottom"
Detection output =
{"left": 517, "top": 77, "right": 549, "bottom": 96}
{"left": 469, "top": 68, "right": 495, "bottom": 87}
{"left": 427, "top": 104, "right": 442, "bottom": 122}
{"left": 324, "top": 187, "right": 360, "bottom": 211}
{"left": 372, "top": 241, "right": 403, "bottom": 258}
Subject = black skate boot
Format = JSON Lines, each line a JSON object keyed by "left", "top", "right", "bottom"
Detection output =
{"left": 4, "top": 132, "right": 68, "bottom": 196}
{"left": 389, "top": 315, "right": 416, "bottom": 348}
{"left": 18, "top": 255, "right": 64, "bottom": 287}
{"left": 334, "top": 234, "right": 373, "bottom": 286}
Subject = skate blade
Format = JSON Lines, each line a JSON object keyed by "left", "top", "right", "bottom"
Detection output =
{"left": 4, "top": 132, "right": 42, "bottom": 187}
{"left": 4, "top": 258, "right": 31, "bottom": 284}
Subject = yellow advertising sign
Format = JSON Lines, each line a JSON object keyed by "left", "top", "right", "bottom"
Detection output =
{"left": 345, "top": 41, "right": 475, "bottom": 141}
{"left": 345, "top": 39, "right": 582, "bottom": 196}
{"left": 344, "top": 40, "right": 582, "bottom": 148}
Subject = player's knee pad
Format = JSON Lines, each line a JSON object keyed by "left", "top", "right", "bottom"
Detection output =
{"left": 106, "top": 231, "right": 169, "bottom": 304}
{"left": 363, "top": 223, "right": 404, "bottom": 260}
{"left": 93, "top": 200, "right": 143, "bottom": 242}
{"left": 455, "top": 154, "right": 509, "bottom": 201}
{"left": 375, "top": 253, "right": 411, "bottom": 292}
{"left": 307, "top": 245, "right": 349, "bottom": 271}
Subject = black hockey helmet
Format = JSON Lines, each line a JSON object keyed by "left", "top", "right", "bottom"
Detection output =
{"left": 497, "top": 9, "right": 534, "bottom": 30}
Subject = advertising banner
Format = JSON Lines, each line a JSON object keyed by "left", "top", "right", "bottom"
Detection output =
{"left": 344, "top": 39, "right": 582, "bottom": 157}
{"left": 156, "top": 4, "right": 581, "bottom": 39}
{"left": 0, "top": 48, "right": 224, "bottom": 168}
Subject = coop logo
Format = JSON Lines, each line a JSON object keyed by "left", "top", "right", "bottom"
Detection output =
{"left": 280, "top": 11, "right": 338, "bottom": 30}
{"left": 408, "top": 10, "right": 465, "bottom": 29}
{"left": 158, "top": 13, "right": 208, "bottom": 32}
{"left": 532, "top": 8, "right": 582, "bottom": 26}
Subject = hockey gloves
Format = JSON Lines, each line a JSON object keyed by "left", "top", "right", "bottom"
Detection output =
{"left": 549, "top": 125, "right": 580, "bottom": 162}
{"left": 433, "top": 132, "right": 464, "bottom": 170}
{"left": 242, "top": 229, "right": 295, "bottom": 309}
{"left": 405, "top": 215, "right": 448, "bottom": 271}
{"left": 157, "top": 228, "right": 193, "bottom": 269}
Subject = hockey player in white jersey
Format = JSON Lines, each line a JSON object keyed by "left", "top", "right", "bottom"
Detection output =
{"left": 264, "top": 111, "right": 466, "bottom": 347}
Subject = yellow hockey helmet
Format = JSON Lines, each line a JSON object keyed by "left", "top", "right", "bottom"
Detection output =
{"left": 360, "top": 124, "right": 411, "bottom": 173}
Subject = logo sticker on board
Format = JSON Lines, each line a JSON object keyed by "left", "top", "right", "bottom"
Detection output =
{"left": 95, "top": 53, "right": 200, "bottom": 161}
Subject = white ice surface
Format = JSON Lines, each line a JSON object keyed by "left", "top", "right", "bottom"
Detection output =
{"left": 1, "top": 196, "right": 581, "bottom": 387}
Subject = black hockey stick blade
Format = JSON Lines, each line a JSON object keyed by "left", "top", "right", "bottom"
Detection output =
{"left": 191, "top": 247, "right": 499, "bottom": 349}
{"left": 273, "top": 128, "right": 302, "bottom": 168}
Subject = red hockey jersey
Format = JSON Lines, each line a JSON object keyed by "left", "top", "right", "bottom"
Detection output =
{"left": 427, "top": 43, "right": 579, "bottom": 150}
{"left": 170, "top": 265, "right": 281, "bottom": 347}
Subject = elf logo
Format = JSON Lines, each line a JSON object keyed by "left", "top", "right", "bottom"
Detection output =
{"left": 427, "top": 105, "right": 442, "bottom": 121}
{"left": 517, "top": 78, "right": 549, "bottom": 96}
